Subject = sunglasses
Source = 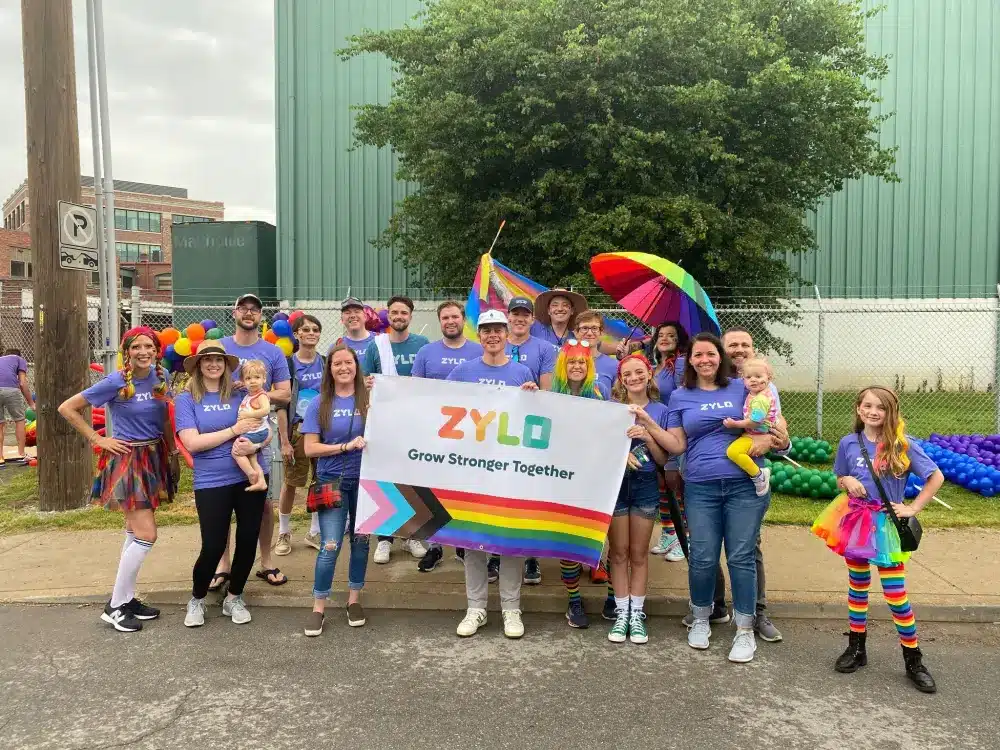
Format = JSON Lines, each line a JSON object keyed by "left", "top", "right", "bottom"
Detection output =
{"left": 564, "top": 339, "right": 591, "bottom": 348}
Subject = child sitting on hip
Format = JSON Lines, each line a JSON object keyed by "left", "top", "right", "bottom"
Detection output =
{"left": 234, "top": 359, "right": 271, "bottom": 492}
{"left": 722, "top": 357, "right": 779, "bottom": 497}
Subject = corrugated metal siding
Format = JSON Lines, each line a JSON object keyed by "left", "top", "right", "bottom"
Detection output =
{"left": 275, "top": 0, "right": 424, "bottom": 302}
{"left": 795, "top": 0, "right": 1000, "bottom": 298}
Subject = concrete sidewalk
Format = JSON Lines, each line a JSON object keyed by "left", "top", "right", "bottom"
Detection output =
{"left": 1, "top": 524, "right": 998, "bottom": 622}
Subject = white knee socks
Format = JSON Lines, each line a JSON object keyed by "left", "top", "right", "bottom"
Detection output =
{"left": 110, "top": 538, "right": 153, "bottom": 608}
{"left": 310, "top": 512, "right": 320, "bottom": 536}
{"left": 278, "top": 513, "right": 292, "bottom": 535}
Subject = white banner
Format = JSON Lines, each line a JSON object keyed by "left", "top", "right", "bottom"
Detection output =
{"left": 356, "top": 376, "right": 632, "bottom": 566}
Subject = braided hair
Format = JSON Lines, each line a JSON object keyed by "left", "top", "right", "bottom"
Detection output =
{"left": 118, "top": 326, "right": 167, "bottom": 400}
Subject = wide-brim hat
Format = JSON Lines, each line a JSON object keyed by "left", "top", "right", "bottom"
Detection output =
{"left": 183, "top": 340, "right": 240, "bottom": 375}
{"left": 533, "top": 287, "right": 589, "bottom": 326}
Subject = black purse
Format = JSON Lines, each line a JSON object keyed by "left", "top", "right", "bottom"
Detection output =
{"left": 855, "top": 431, "right": 922, "bottom": 552}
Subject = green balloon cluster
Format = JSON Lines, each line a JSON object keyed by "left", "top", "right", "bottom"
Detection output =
{"left": 788, "top": 436, "right": 832, "bottom": 463}
{"left": 25, "top": 407, "right": 36, "bottom": 422}
{"left": 766, "top": 459, "right": 839, "bottom": 499}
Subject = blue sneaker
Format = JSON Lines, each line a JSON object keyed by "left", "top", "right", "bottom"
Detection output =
{"left": 566, "top": 600, "right": 589, "bottom": 628}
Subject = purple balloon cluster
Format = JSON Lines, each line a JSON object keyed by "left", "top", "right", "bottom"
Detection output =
{"left": 929, "top": 433, "right": 1000, "bottom": 468}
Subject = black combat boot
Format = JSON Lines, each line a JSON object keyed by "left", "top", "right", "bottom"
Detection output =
{"left": 902, "top": 646, "right": 937, "bottom": 693}
{"left": 834, "top": 631, "right": 867, "bottom": 673}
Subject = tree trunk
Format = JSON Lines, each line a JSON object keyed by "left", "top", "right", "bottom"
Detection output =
{"left": 22, "top": 0, "right": 92, "bottom": 510}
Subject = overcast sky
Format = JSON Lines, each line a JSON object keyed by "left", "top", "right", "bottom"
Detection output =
{"left": 0, "top": 0, "right": 275, "bottom": 222}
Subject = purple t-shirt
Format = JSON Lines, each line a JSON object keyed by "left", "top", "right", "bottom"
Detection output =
{"left": 334, "top": 333, "right": 375, "bottom": 360}
{"left": 628, "top": 400, "right": 669, "bottom": 473}
{"left": 530, "top": 321, "right": 574, "bottom": 347}
{"left": 220, "top": 336, "right": 291, "bottom": 390}
{"left": 594, "top": 353, "right": 617, "bottom": 394}
{"left": 667, "top": 378, "right": 759, "bottom": 483}
{"left": 300, "top": 394, "right": 365, "bottom": 479}
{"left": 506, "top": 336, "right": 556, "bottom": 383}
{"left": 175, "top": 390, "right": 269, "bottom": 490}
{"left": 82, "top": 371, "right": 166, "bottom": 442}
{"left": 655, "top": 365, "right": 679, "bottom": 405}
{"left": 0, "top": 355, "right": 27, "bottom": 388}
{"left": 412, "top": 339, "right": 484, "bottom": 380}
{"left": 291, "top": 353, "right": 325, "bottom": 425}
{"left": 834, "top": 433, "right": 937, "bottom": 503}
{"left": 447, "top": 357, "right": 534, "bottom": 386}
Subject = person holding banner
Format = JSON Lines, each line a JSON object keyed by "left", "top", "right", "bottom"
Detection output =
{"left": 447, "top": 309, "right": 537, "bottom": 639}
{"left": 636, "top": 333, "right": 776, "bottom": 663}
{"left": 607, "top": 353, "right": 670, "bottom": 645}
{"left": 412, "top": 301, "right": 483, "bottom": 572}
{"left": 301, "top": 344, "right": 371, "bottom": 635}
{"left": 275, "top": 314, "right": 325, "bottom": 556}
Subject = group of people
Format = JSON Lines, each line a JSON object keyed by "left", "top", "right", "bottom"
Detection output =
{"left": 57, "top": 287, "right": 941, "bottom": 691}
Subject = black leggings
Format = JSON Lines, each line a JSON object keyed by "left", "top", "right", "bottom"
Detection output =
{"left": 192, "top": 477, "right": 268, "bottom": 598}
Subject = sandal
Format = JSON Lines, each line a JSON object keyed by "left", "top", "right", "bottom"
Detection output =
{"left": 208, "top": 572, "right": 230, "bottom": 592}
{"left": 255, "top": 568, "right": 288, "bottom": 586}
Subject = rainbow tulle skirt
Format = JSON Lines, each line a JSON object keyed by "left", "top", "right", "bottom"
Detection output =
{"left": 811, "top": 493, "right": 910, "bottom": 566}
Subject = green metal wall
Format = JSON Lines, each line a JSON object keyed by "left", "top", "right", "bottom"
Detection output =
{"left": 794, "top": 0, "right": 1000, "bottom": 298}
{"left": 276, "top": 0, "right": 1000, "bottom": 301}
{"left": 275, "top": 0, "right": 424, "bottom": 302}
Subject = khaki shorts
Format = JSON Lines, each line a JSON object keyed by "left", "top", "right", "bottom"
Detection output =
{"left": 0, "top": 387, "right": 26, "bottom": 422}
{"left": 283, "top": 424, "right": 314, "bottom": 488}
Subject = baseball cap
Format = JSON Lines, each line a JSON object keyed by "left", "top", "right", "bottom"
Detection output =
{"left": 341, "top": 296, "right": 364, "bottom": 311}
{"left": 507, "top": 296, "right": 533, "bottom": 314}
{"left": 477, "top": 310, "right": 509, "bottom": 328}
{"left": 234, "top": 293, "right": 262, "bottom": 309}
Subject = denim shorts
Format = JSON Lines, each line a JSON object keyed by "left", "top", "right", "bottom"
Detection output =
{"left": 613, "top": 470, "right": 660, "bottom": 519}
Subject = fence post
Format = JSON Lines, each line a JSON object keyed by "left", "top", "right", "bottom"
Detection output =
{"left": 131, "top": 285, "right": 141, "bottom": 328}
{"left": 995, "top": 285, "right": 1000, "bottom": 434}
{"left": 814, "top": 285, "right": 825, "bottom": 439}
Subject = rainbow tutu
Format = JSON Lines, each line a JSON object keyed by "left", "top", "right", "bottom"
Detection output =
{"left": 811, "top": 493, "right": 909, "bottom": 566}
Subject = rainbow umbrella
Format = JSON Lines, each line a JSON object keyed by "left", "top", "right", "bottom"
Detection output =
{"left": 589, "top": 252, "right": 720, "bottom": 338}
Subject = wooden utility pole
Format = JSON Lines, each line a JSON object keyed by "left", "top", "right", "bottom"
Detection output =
{"left": 22, "top": 0, "right": 92, "bottom": 510}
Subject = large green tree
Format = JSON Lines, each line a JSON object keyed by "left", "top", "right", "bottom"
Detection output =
{"left": 344, "top": 0, "right": 895, "bottom": 303}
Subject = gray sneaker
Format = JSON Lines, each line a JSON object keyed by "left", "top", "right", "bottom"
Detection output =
{"left": 303, "top": 610, "right": 325, "bottom": 637}
{"left": 754, "top": 612, "right": 783, "bottom": 642}
{"left": 184, "top": 597, "right": 206, "bottom": 628}
{"left": 222, "top": 595, "right": 252, "bottom": 624}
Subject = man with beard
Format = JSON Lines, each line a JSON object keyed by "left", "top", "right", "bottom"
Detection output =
{"left": 411, "top": 301, "right": 483, "bottom": 572}
{"left": 211, "top": 293, "right": 292, "bottom": 589}
{"left": 363, "top": 295, "right": 430, "bottom": 563}
{"left": 333, "top": 297, "right": 375, "bottom": 359}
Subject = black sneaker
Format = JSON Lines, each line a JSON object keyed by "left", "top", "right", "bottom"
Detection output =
{"left": 682, "top": 603, "right": 731, "bottom": 627}
{"left": 124, "top": 598, "right": 160, "bottom": 620}
{"left": 602, "top": 596, "right": 617, "bottom": 621}
{"left": 566, "top": 600, "right": 589, "bottom": 628}
{"left": 523, "top": 558, "right": 542, "bottom": 585}
{"left": 487, "top": 556, "right": 500, "bottom": 583}
{"left": 455, "top": 547, "right": 465, "bottom": 562}
{"left": 100, "top": 602, "right": 142, "bottom": 632}
{"left": 418, "top": 545, "right": 444, "bottom": 572}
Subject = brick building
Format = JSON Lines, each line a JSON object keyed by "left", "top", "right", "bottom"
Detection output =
{"left": 2, "top": 177, "right": 224, "bottom": 298}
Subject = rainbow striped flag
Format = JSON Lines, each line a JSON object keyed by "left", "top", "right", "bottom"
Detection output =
{"left": 359, "top": 480, "right": 609, "bottom": 567}
{"left": 463, "top": 254, "right": 631, "bottom": 341}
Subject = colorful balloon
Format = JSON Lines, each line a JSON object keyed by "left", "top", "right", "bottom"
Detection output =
{"left": 288, "top": 310, "right": 305, "bottom": 323}
{"left": 206, "top": 327, "right": 224, "bottom": 340}
{"left": 263, "top": 329, "right": 279, "bottom": 344}
{"left": 174, "top": 338, "right": 193, "bottom": 357}
{"left": 276, "top": 337, "right": 294, "bottom": 356}
{"left": 200, "top": 319, "right": 218, "bottom": 331}
{"left": 271, "top": 320, "right": 292, "bottom": 338}
{"left": 272, "top": 312, "right": 289, "bottom": 322}
{"left": 185, "top": 324, "right": 206, "bottom": 342}
{"left": 159, "top": 327, "right": 181, "bottom": 347}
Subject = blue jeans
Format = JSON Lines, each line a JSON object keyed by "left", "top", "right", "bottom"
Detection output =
{"left": 613, "top": 470, "right": 660, "bottom": 519}
{"left": 312, "top": 477, "right": 369, "bottom": 599}
{"left": 685, "top": 477, "right": 770, "bottom": 628}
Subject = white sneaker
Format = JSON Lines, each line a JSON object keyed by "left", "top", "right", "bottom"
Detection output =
{"left": 650, "top": 530, "right": 673, "bottom": 555}
{"left": 753, "top": 467, "right": 771, "bottom": 497}
{"left": 405, "top": 538, "right": 427, "bottom": 559}
{"left": 456, "top": 608, "right": 487, "bottom": 637}
{"left": 687, "top": 618, "right": 711, "bottom": 650}
{"left": 184, "top": 597, "right": 206, "bottom": 628}
{"left": 373, "top": 540, "right": 392, "bottom": 564}
{"left": 222, "top": 595, "right": 252, "bottom": 624}
{"left": 502, "top": 609, "right": 524, "bottom": 639}
{"left": 663, "top": 539, "right": 685, "bottom": 562}
{"left": 729, "top": 627, "right": 757, "bottom": 663}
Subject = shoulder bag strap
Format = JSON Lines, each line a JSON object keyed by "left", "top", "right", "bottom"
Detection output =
{"left": 855, "top": 430, "right": 903, "bottom": 530}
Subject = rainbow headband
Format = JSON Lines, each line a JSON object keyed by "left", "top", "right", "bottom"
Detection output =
{"left": 616, "top": 351, "right": 653, "bottom": 382}
{"left": 121, "top": 325, "right": 162, "bottom": 356}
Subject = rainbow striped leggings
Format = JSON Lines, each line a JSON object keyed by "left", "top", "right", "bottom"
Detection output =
{"left": 846, "top": 558, "right": 918, "bottom": 648}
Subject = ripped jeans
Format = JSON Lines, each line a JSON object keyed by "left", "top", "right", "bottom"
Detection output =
{"left": 312, "top": 477, "right": 369, "bottom": 599}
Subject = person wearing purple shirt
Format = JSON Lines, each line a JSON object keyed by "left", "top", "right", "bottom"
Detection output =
{"left": 640, "top": 333, "right": 787, "bottom": 664}
{"left": 175, "top": 341, "right": 269, "bottom": 628}
{"left": 300, "top": 343, "right": 371, "bottom": 635}
{"left": 816, "top": 386, "right": 943, "bottom": 692}
{"left": 0, "top": 349, "right": 35, "bottom": 464}
{"left": 59, "top": 327, "right": 178, "bottom": 633}
{"left": 574, "top": 311, "right": 619, "bottom": 399}
{"left": 413, "top": 301, "right": 483, "bottom": 572}
{"left": 530, "top": 287, "right": 588, "bottom": 347}
{"left": 505, "top": 296, "right": 555, "bottom": 393}
{"left": 450, "top": 310, "right": 538, "bottom": 641}
{"left": 215, "top": 293, "right": 292, "bottom": 588}
{"left": 332, "top": 296, "right": 375, "bottom": 358}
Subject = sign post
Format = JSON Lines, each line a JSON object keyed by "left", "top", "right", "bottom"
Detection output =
{"left": 57, "top": 200, "right": 99, "bottom": 272}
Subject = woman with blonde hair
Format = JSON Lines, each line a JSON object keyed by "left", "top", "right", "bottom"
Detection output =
{"left": 812, "top": 386, "right": 943, "bottom": 692}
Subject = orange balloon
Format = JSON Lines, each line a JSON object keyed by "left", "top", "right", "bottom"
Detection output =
{"left": 263, "top": 329, "right": 279, "bottom": 344}
{"left": 185, "top": 323, "right": 206, "bottom": 342}
{"left": 159, "top": 327, "right": 181, "bottom": 346}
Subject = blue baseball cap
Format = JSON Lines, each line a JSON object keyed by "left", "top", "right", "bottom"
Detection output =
{"left": 507, "top": 296, "right": 533, "bottom": 313}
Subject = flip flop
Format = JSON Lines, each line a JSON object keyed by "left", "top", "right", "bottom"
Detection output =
{"left": 208, "top": 572, "right": 230, "bottom": 592}
{"left": 255, "top": 568, "right": 288, "bottom": 586}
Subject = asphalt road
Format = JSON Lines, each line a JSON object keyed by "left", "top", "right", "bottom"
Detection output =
{"left": 1, "top": 604, "right": 998, "bottom": 750}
